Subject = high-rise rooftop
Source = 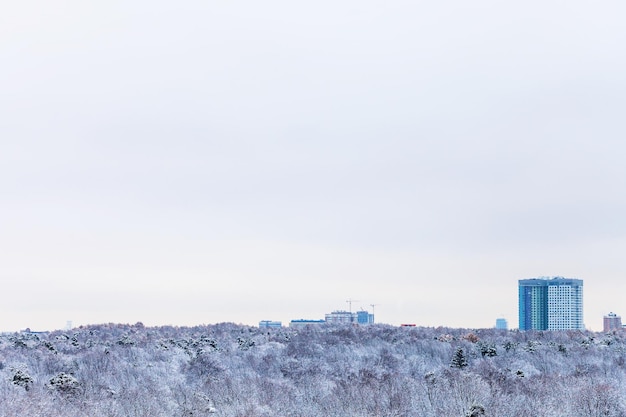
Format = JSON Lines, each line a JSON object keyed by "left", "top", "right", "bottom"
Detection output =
{"left": 518, "top": 277, "right": 583, "bottom": 330}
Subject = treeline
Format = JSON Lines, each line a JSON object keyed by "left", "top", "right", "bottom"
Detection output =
{"left": 1, "top": 322, "right": 625, "bottom": 416}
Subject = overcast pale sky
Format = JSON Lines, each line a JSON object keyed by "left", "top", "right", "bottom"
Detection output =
{"left": 2, "top": 1, "right": 626, "bottom": 332}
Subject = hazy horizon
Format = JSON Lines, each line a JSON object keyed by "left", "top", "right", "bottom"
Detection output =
{"left": 2, "top": 1, "right": 626, "bottom": 332}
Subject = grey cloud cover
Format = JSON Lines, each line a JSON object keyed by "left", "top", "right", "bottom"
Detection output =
{"left": 1, "top": 1, "right": 626, "bottom": 331}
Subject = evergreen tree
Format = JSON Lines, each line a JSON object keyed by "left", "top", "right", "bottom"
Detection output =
{"left": 450, "top": 347, "right": 468, "bottom": 368}
{"left": 466, "top": 404, "right": 486, "bottom": 417}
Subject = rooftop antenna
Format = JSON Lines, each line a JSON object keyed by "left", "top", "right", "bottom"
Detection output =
{"left": 346, "top": 299, "right": 359, "bottom": 313}
{"left": 370, "top": 304, "right": 378, "bottom": 316}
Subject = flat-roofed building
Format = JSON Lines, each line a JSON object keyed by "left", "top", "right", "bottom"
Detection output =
{"left": 259, "top": 320, "right": 282, "bottom": 328}
{"left": 495, "top": 318, "right": 508, "bottom": 330}
{"left": 519, "top": 277, "right": 583, "bottom": 330}
{"left": 289, "top": 319, "right": 325, "bottom": 329}
{"left": 325, "top": 310, "right": 356, "bottom": 324}
{"left": 603, "top": 312, "right": 622, "bottom": 332}
{"left": 356, "top": 310, "right": 374, "bottom": 324}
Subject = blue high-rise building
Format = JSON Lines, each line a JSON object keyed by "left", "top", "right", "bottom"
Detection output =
{"left": 518, "top": 277, "right": 583, "bottom": 330}
{"left": 495, "top": 318, "right": 508, "bottom": 330}
{"left": 356, "top": 310, "right": 374, "bottom": 324}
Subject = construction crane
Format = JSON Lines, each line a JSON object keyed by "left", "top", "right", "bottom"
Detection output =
{"left": 346, "top": 299, "right": 359, "bottom": 313}
{"left": 370, "top": 304, "right": 378, "bottom": 323}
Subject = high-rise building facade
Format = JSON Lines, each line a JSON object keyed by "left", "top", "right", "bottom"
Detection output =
{"left": 495, "top": 318, "right": 508, "bottom": 330}
{"left": 519, "top": 279, "right": 549, "bottom": 330}
{"left": 518, "top": 277, "right": 583, "bottom": 330}
{"left": 356, "top": 310, "right": 374, "bottom": 324}
{"left": 603, "top": 312, "right": 622, "bottom": 332}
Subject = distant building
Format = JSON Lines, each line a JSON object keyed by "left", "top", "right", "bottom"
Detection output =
{"left": 20, "top": 328, "right": 49, "bottom": 335}
{"left": 495, "top": 318, "right": 508, "bottom": 330}
{"left": 325, "top": 309, "right": 374, "bottom": 325}
{"left": 356, "top": 310, "right": 374, "bottom": 324}
{"left": 325, "top": 310, "right": 356, "bottom": 324}
{"left": 518, "top": 277, "right": 584, "bottom": 330}
{"left": 603, "top": 312, "right": 622, "bottom": 332}
{"left": 259, "top": 320, "right": 282, "bottom": 328}
{"left": 289, "top": 319, "right": 325, "bottom": 329}
{"left": 400, "top": 323, "right": 416, "bottom": 327}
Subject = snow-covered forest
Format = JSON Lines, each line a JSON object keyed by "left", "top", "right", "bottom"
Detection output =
{"left": 2, "top": 322, "right": 625, "bottom": 417}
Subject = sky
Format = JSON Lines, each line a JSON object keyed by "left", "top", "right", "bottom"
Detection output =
{"left": 2, "top": 1, "right": 626, "bottom": 332}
